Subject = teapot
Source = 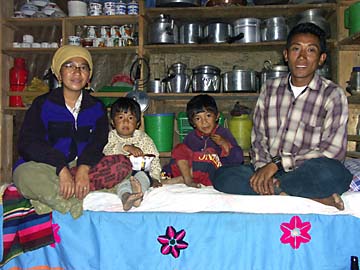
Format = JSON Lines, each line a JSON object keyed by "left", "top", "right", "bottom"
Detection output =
{"left": 149, "top": 14, "right": 178, "bottom": 44}
{"left": 164, "top": 62, "right": 191, "bottom": 93}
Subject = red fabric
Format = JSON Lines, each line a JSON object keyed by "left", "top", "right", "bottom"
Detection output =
{"left": 70, "top": 154, "right": 132, "bottom": 191}
{"left": 169, "top": 143, "right": 220, "bottom": 186}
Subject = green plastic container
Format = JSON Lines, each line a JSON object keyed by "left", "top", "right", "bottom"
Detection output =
{"left": 144, "top": 113, "right": 175, "bottom": 152}
{"left": 177, "top": 112, "right": 226, "bottom": 142}
{"left": 97, "top": 86, "right": 132, "bottom": 108}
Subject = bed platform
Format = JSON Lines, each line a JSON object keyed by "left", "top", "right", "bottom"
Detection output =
{"left": 1, "top": 184, "right": 360, "bottom": 270}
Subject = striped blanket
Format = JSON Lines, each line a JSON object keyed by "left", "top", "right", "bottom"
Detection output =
{"left": 1, "top": 184, "right": 54, "bottom": 266}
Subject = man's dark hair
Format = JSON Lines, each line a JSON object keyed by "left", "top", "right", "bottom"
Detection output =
{"left": 110, "top": 97, "right": 141, "bottom": 127}
{"left": 186, "top": 94, "right": 218, "bottom": 126}
{"left": 286, "top": 22, "right": 327, "bottom": 54}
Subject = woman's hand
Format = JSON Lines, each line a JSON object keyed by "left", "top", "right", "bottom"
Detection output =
{"left": 124, "top": 145, "right": 144, "bottom": 157}
{"left": 59, "top": 167, "right": 75, "bottom": 200}
{"left": 210, "top": 134, "right": 230, "bottom": 153}
{"left": 74, "top": 165, "right": 91, "bottom": 200}
{"left": 249, "top": 163, "right": 278, "bottom": 195}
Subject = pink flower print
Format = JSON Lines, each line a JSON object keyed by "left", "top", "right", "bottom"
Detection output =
{"left": 157, "top": 226, "right": 188, "bottom": 258}
{"left": 50, "top": 223, "right": 61, "bottom": 248}
{"left": 280, "top": 215, "right": 311, "bottom": 249}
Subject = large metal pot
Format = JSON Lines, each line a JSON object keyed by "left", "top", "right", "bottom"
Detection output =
{"left": 261, "top": 16, "right": 288, "bottom": 41}
{"left": 233, "top": 18, "right": 261, "bottom": 43}
{"left": 222, "top": 68, "right": 258, "bottom": 92}
{"left": 260, "top": 60, "right": 289, "bottom": 88}
{"left": 203, "top": 22, "right": 233, "bottom": 43}
{"left": 192, "top": 65, "right": 221, "bottom": 92}
{"left": 179, "top": 22, "right": 203, "bottom": 44}
{"left": 296, "top": 9, "right": 330, "bottom": 38}
{"left": 149, "top": 14, "right": 178, "bottom": 44}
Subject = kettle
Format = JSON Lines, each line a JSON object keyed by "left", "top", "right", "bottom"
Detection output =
{"left": 260, "top": 60, "right": 288, "bottom": 89}
{"left": 165, "top": 62, "right": 191, "bottom": 93}
{"left": 149, "top": 14, "right": 178, "bottom": 44}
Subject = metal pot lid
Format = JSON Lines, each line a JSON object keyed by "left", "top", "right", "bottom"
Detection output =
{"left": 272, "top": 65, "right": 289, "bottom": 72}
{"left": 193, "top": 65, "right": 221, "bottom": 74}
{"left": 126, "top": 90, "right": 149, "bottom": 112}
{"left": 233, "top": 18, "right": 261, "bottom": 26}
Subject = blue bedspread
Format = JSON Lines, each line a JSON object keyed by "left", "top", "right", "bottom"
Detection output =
{"left": 1, "top": 210, "right": 360, "bottom": 270}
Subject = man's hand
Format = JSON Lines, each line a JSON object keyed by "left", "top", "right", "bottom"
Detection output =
{"left": 74, "top": 165, "right": 91, "bottom": 200}
{"left": 250, "top": 163, "right": 278, "bottom": 195}
{"left": 59, "top": 167, "right": 75, "bottom": 199}
{"left": 210, "top": 134, "right": 230, "bottom": 153}
{"left": 124, "top": 145, "right": 144, "bottom": 157}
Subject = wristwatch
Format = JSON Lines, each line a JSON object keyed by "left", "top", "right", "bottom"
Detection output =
{"left": 271, "top": 156, "right": 283, "bottom": 171}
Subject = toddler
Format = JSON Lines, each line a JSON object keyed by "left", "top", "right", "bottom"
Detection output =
{"left": 162, "top": 94, "right": 244, "bottom": 187}
{"left": 103, "top": 97, "right": 162, "bottom": 211}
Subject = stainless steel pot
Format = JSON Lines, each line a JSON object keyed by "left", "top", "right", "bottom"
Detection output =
{"left": 296, "top": 9, "right": 330, "bottom": 38}
{"left": 233, "top": 18, "right": 261, "bottom": 43}
{"left": 203, "top": 22, "right": 233, "bottom": 43}
{"left": 261, "top": 16, "right": 288, "bottom": 41}
{"left": 192, "top": 65, "right": 221, "bottom": 92}
{"left": 180, "top": 22, "right": 203, "bottom": 44}
{"left": 147, "top": 79, "right": 167, "bottom": 93}
{"left": 165, "top": 62, "right": 191, "bottom": 93}
{"left": 149, "top": 14, "right": 178, "bottom": 44}
{"left": 222, "top": 68, "right": 258, "bottom": 92}
{"left": 260, "top": 60, "right": 289, "bottom": 88}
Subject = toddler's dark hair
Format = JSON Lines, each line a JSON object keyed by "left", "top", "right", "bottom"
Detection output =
{"left": 186, "top": 94, "right": 218, "bottom": 127}
{"left": 110, "top": 97, "right": 141, "bottom": 127}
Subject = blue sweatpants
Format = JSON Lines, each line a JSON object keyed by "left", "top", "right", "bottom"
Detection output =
{"left": 212, "top": 157, "right": 353, "bottom": 198}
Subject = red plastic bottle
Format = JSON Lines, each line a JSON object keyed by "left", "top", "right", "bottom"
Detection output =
{"left": 9, "top": 57, "right": 28, "bottom": 107}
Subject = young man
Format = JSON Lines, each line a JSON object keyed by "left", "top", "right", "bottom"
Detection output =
{"left": 212, "top": 23, "right": 352, "bottom": 210}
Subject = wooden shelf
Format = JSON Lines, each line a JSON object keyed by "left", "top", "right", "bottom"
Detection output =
{"left": 147, "top": 92, "right": 259, "bottom": 100}
{"left": 338, "top": 32, "right": 360, "bottom": 50}
{"left": 144, "top": 39, "right": 337, "bottom": 53}
{"left": 3, "top": 17, "right": 63, "bottom": 28}
{"left": 2, "top": 46, "right": 138, "bottom": 56}
{"left": 145, "top": 3, "right": 336, "bottom": 22}
{"left": 3, "top": 15, "right": 138, "bottom": 28}
{"left": 65, "top": 15, "right": 139, "bottom": 25}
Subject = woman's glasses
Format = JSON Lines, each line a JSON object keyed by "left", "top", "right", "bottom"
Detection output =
{"left": 62, "top": 62, "right": 90, "bottom": 73}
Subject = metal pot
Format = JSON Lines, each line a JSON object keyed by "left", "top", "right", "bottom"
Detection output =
{"left": 192, "top": 65, "right": 221, "bottom": 92}
{"left": 147, "top": 79, "right": 167, "bottom": 93}
{"left": 180, "top": 22, "right": 203, "bottom": 44}
{"left": 149, "top": 14, "right": 178, "bottom": 44}
{"left": 260, "top": 60, "right": 289, "bottom": 88}
{"left": 233, "top": 18, "right": 261, "bottom": 43}
{"left": 222, "top": 67, "right": 258, "bottom": 92}
{"left": 261, "top": 17, "right": 288, "bottom": 41}
{"left": 296, "top": 9, "right": 330, "bottom": 38}
{"left": 203, "top": 22, "right": 233, "bottom": 43}
{"left": 165, "top": 62, "right": 191, "bottom": 93}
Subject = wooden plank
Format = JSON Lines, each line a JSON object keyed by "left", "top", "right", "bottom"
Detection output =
{"left": 145, "top": 3, "right": 336, "bottom": 22}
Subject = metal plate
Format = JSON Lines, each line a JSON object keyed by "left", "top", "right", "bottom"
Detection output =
{"left": 126, "top": 90, "right": 149, "bottom": 112}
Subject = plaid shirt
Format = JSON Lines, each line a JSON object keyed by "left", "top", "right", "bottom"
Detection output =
{"left": 250, "top": 73, "right": 348, "bottom": 172}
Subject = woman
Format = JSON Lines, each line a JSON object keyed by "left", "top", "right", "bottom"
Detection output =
{"left": 13, "top": 45, "right": 132, "bottom": 218}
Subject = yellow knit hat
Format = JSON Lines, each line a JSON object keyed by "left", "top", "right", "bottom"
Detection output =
{"left": 51, "top": 45, "right": 93, "bottom": 80}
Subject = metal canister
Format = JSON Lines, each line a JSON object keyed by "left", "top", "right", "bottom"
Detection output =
{"left": 192, "top": 65, "right": 221, "bottom": 92}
